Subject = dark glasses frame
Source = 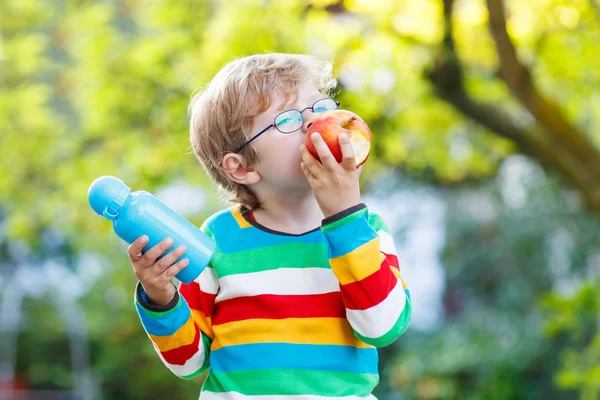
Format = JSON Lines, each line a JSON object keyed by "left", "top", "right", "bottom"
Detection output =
{"left": 235, "top": 97, "right": 340, "bottom": 153}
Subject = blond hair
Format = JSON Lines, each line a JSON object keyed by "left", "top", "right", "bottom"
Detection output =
{"left": 188, "top": 53, "right": 337, "bottom": 210}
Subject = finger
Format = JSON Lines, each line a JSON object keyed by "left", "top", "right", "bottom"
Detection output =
{"left": 140, "top": 237, "right": 174, "bottom": 268}
{"left": 128, "top": 235, "right": 149, "bottom": 262}
{"left": 152, "top": 244, "right": 187, "bottom": 274}
{"left": 300, "top": 144, "right": 323, "bottom": 178}
{"left": 159, "top": 257, "right": 190, "bottom": 281}
{"left": 310, "top": 132, "right": 338, "bottom": 168}
{"left": 300, "top": 162, "right": 317, "bottom": 182}
{"left": 339, "top": 133, "right": 356, "bottom": 170}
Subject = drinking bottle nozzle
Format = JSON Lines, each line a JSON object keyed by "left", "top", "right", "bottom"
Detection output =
{"left": 88, "top": 176, "right": 132, "bottom": 221}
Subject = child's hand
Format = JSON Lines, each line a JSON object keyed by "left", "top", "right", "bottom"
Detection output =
{"left": 300, "top": 132, "right": 361, "bottom": 218}
{"left": 128, "top": 236, "right": 189, "bottom": 306}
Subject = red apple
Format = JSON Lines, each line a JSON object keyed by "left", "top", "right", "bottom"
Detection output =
{"left": 306, "top": 109, "right": 372, "bottom": 168}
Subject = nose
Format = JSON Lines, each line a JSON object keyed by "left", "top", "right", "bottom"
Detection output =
{"left": 301, "top": 109, "right": 318, "bottom": 133}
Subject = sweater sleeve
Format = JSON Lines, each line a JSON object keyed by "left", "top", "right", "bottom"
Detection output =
{"left": 321, "top": 203, "right": 411, "bottom": 347}
{"left": 134, "top": 223, "right": 219, "bottom": 379}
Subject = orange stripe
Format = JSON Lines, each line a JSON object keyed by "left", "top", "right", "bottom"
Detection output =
{"left": 191, "top": 309, "right": 214, "bottom": 339}
{"left": 388, "top": 259, "right": 408, "bottom": 289}
{"left": 149, "top": 316, "right": 196, "bottom": 352}
{"left": 230, "top": 206, "right": 252, "bottom": 229}
{"left": 160, "top": 324, "right": 201, "bottom": 365}
{"left": 340, "top": 257, "right": 398, "bottom": 310}
{"left": 329, "top": 238, "right": 383, "bottom": 285}
{"left": 211, "top": 317, "right": 373, "bottom": 350}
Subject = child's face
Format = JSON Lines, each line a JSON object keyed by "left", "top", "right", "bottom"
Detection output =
{"left": 249, "top": 81, "right": 325, "bottom": 190}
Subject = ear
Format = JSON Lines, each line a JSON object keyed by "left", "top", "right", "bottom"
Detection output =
{"left": 221, "top": 153, "right": 262, "bottom": 185}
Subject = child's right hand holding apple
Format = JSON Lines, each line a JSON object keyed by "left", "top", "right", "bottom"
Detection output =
{"left": 304, "top": 109, "right": 372, "bottom": 167}
{"left": 127, "top": 235, "right": 189, "bottom": 305}
{"left": 300, "top": 132, "right": 362, "bottom": 218}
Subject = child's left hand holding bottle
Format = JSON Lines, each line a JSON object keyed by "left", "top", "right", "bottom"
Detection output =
{"left": 128, "top": 236, "right": 189, "bottom": 306}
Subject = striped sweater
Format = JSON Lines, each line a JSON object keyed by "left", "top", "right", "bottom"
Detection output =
{"left": 135, "top": 203, "right": 411, "bottom": 399}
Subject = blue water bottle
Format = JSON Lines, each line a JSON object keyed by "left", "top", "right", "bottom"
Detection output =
{"left": 87, "top": 176, "right": 216, "bottom": 284}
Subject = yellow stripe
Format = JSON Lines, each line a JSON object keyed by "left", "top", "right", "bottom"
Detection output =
{"left": 211, "top": 317, "right": 373, "bottom": 350}
{"left": 149, "top": 316, "right": 196, "bottom": 352}
{"left": 191, "top": 309, "right": 214, "bottom": 339}
{"left": 230, "top": 206, "right": 252, "bottom": 229}
{"left": 390, "top": 267, "right": 408, "bottom": 289}
{"left": 329, "top": 238, "right": 382, "bottom": 285}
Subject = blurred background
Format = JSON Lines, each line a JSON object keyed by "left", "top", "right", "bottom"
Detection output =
{"left": 1, "top": 0, "right": 600, "bottom": 399}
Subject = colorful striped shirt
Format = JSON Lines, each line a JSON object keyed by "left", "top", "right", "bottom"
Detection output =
{"left": 134, "top": 203, "right": 412, "bottom": 399}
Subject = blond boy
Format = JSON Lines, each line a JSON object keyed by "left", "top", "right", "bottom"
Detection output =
{"left": 129, "top": 53, "right": 411, "bottom": 399}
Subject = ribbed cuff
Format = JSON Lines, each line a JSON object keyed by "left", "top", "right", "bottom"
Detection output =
{"left": 322, "top": 203, "right": 367, "bottom": 228}
{"left": 135, "top": 281, "right": 179, "bottom": 313}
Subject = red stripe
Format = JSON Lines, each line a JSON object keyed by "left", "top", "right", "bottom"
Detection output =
{"left": 382, "top": 252, "right": 399, "bottom": 269}
{"left": 212, "top": 292, "right": 345, "bottom": 326}
{"left": 178, "top": 281, "right": 216, "bottom": 317}
{"left": 340, "top": 257, "right": 398, "bottom": 310}
{"left": 160, "top": 323, "right": 200, "bottom": 365}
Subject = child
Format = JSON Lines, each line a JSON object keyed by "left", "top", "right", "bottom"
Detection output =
{"left": 128, "top": 53, "right": 411, "bottom": 399}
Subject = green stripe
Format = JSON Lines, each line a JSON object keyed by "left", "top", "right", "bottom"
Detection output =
{"left": 355, "top": 300, "right": 412, "bottom": 347}
{"left": 322, "top": 208, "right": 368, "bottom": 233}
{"left": 139, "top": 296, "right": 183, "bottom": 318}
{"left": 214, "top": 242, "right": 330, "bottom": 277}
{"left": 202, "top": 369, "right": 378, "bottom": 396}
{"left": 368, "top": 213, "right": 390, "bottom": 234}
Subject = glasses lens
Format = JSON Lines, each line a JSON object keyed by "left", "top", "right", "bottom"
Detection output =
{"left": 275, "top": 110, "right": 303, "bottom": 133}
{"left": 313, "top": 98, "right": 338, "bottom": 113}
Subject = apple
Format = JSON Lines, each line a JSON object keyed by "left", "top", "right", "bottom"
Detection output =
{"left": 306, "top": 109, "right": 372, "bottom": 168}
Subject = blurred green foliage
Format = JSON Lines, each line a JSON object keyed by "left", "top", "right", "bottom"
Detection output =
{"left": 389, "top": 167, "right": 600, "bottom": 400}
{"left": 1, "top": 0, "right": 600, "bottom": 399}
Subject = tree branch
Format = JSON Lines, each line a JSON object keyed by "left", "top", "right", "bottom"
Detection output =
{"left": 486, "top": 0, "right": 589, "bottom": 152}
{"left": 426, "top": 0, "right": 543, "bottom": 162}
{"left": 425, "top": 0, "right": 600, "bottom": 215}
{"left": 485, "top": 0, "right": 600, "bottom": 210}
{"left": 324, "top": 0, "right": 600, "bottom": 215}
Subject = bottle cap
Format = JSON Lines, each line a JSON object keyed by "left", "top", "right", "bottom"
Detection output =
{"left": 88, "top": 176, "right": 132, "bottom": 221}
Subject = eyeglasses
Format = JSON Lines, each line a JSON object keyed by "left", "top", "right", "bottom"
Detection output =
{"left": 236, "top": 97, "right": 340, "bottom": 153}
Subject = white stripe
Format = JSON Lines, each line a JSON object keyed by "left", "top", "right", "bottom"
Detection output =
{"left": 194, "top": 266, "right": 219, "bottom": 294}
{"left": 378, "top": 230, "right": 396, "bottom": 256}
{"left": 215, "top": 268, "right": 340, "bottom": 302}
{"left": 155, "top": 342, "right": 206, "bottom": 377}
{"left": 200, "top": 392, "right": 377, "bottom": 400}
{"left": 346, "top": 280, "right": 407, "bottom": 339}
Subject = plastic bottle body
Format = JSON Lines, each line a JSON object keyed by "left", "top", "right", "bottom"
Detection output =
{"left": 113, "top": 191, "right": 215, "bottom": 284}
